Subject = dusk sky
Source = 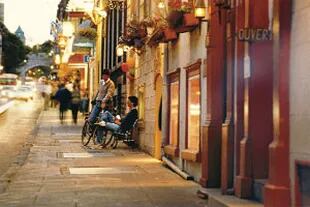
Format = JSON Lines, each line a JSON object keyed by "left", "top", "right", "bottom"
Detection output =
{"left": 3, "top": 0, "right": 59, "bottom": 46}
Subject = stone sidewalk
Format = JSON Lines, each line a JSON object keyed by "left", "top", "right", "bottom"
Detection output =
{"left": 0, "top": 110, "right": 206, "bottom": 207}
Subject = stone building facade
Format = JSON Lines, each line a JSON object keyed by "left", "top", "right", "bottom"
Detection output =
{"left": 290, "top": 1, "right": 310, "bottom": 206}
{"left": 162, "top": 24, "right": 208, "bottom": 181}
{"left": 125, "top": 0, "right": 165, "bottom": 159}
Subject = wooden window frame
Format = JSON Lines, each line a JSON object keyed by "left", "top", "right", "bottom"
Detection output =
{"left": 164, "top": 68, "right": 181, "bottom": 157}
{"left": 181, "top": 59, "right": 202, "bottom": 162}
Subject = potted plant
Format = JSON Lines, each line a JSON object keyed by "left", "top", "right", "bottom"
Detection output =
{"left": 141, "top": 17, "right": 156, "bottom": 36}
{"left": 127, "top": 20, "right": 147, "bottom": 39}
{"left": 183, "top": 13, "right": 199, "bottom": 27}
{"left": 167, "top": 1, "right": 195, "bottom": 28}
{"left": 163, "top": 27, "right": 177, "bottom": 42}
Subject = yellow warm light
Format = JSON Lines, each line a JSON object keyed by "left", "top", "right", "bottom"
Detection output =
{"left": 62, "top": 22, "right": 75, "bottom": 37}
{"left": 58, "top": 36, "right": 67, "bottom": 48}
{"left": 99, "top": 10, "right": 107, "bottom": 18}
{"left": 195, "top": 8, "right": 206, "bottom": 18}
{"left": 83, "top": 1, "right": 94, "bottom": 12}
{"left": 158, "top": 1, "right": 165, "bottom": 9}
{"left": 95, "top": 7, "right": 107, "bottom": 18}
{"left": 55, "top": 54, "right": 61, "bottom": 65}
{"left": 116, "top": 45, "right": 124, "bottom": 57}
{"left": 190, "top": 104, "right": 200, "bottom": 116}
{"left": 62, "top": 54, "right": 70, "bottom": 63}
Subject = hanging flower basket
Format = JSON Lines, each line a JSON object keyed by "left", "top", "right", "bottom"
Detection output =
{"left": 166, "top": 10, "right": 184, "bottom": 29}
{"left": 162, "top": 28, "right": 177, "bottom": 42}
{"left": 119, "top": 35, "right": 135, "bottom": 47}
{"left": 147, "top": 29, "right": 164, "bottom": 47}
{"left": 78, "top": 28, "right": 97, "bottom": 40}
{"left": 134, "top": 39, "right": 144, "bottom": 49}
{"left": 127, "top": 20, "right": 147, "bottom": 39}
{"left": 183, "top": 13, "right": 199, "bottom": 27}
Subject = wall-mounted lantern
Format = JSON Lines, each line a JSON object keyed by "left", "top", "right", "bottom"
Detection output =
{"left": 195, "top": 0, "right": 211, "bottom": 22}
{"left": 116, "top": 44, "right": 125, "bottom": 57}
{"left": 158, "top": 0, "right": 165, "bottom": 9}
{"left": 195, "top": 0, "right": 206, "bottom": 19}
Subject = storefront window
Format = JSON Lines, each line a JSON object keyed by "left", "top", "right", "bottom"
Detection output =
{"left": 169, "top": 81, "right": 179, "bottom": 146}
{"left": 187, "top": 75, "right": 200, "bottom": 151}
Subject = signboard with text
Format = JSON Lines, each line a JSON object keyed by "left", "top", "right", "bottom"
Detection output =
{"left": 238, "top": 28, "right": 272, "bottom": 42}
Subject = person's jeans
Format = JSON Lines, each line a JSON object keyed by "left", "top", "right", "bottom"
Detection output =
{"left": 106, "top": 122, "right": 120, "bottom": 132}
{"left": 88, "top": 101, "right": 101, "bottom": 124}
{"left": 96, "top": 127, "right": 105, "bottom": 144}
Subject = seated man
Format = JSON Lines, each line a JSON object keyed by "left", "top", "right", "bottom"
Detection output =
{"left": 105, "top": 96, "right": 138, "bottom": 133}
{"left": 95, "top": 100, "right": 114, "bottom": 144}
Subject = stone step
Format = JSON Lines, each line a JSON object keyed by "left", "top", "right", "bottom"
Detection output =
{"left": 199, "top": 188, "right": 263, "bottom": 207}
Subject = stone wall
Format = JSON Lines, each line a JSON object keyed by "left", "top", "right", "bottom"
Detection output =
{"left": 290, "top": 1, "right": 310, "bottom": 205}
{"left": 135, "top": 47, "right": 159, "bottom": 156}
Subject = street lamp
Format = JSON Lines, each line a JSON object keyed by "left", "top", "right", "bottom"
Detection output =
{"left": 23, "top": 59, "right": 27, "bottom": 63}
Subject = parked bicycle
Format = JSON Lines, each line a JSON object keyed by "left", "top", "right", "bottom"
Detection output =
{"left": 81, "top": 114, "right": 112, "bottom": 147}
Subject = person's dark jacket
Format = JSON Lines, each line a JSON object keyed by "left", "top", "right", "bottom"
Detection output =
{"left": 55, "top": 87, "right": 72, "bottom": 110}
{"left": 120, "top": 108, "right": 138, "bottom": 132}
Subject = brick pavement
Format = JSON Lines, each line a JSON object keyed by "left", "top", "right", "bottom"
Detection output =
{"left": 0, "top": 110, "right": 206, "bottom": 207}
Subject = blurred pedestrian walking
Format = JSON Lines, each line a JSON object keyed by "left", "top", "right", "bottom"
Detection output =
{"left": 80, "top": 90, "right": 89, "bottom": 115}
{"left": 43, "top": 79, "right": 52, "bottom": 111}
{"left": 54, "top": 83, "right": 72, "bottom": 124}
{"left": 37, "top": 77, "right": 52, "bottom": 110}
{"left": 71, "top": 85, "right": 81, "bottom": 124}
{"left": 50, "top": 82, "right": 58, "bottom": 108}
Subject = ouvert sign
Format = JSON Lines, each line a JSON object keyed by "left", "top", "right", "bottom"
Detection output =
{"left": 238, "top": 28, "right": 272, "bottom": 41}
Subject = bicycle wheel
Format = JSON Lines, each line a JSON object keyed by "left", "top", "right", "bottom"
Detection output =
{"left": 111, "top": 135, "right": 119, "bottom": 149}
{"left": 100, "top": 132, "right": 114, "bottom": 148}
{"left": 81, "top": 121, "right": 93, "bottom": 146}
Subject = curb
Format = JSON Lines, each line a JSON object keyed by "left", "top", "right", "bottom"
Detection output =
{"left": 0, "top": 101, "right": 14, "bottom": 114}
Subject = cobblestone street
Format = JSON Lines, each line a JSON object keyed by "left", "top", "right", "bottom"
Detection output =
{"left": 0, "top": 110, "right": 205, "bottom": 207}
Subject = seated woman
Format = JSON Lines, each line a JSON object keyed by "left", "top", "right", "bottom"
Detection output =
{"left": 105, "top": 96, "right": 138, "bottom": 133}
{"left": 95, "top": 100, "right": 114, "bottom": 144}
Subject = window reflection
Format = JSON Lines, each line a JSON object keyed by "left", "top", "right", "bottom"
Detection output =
{"left": 187, "top": 75, "right": 200, "bottom": 151}
{"left": 169, "top": 81, "right": 179, "bottom": 146}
